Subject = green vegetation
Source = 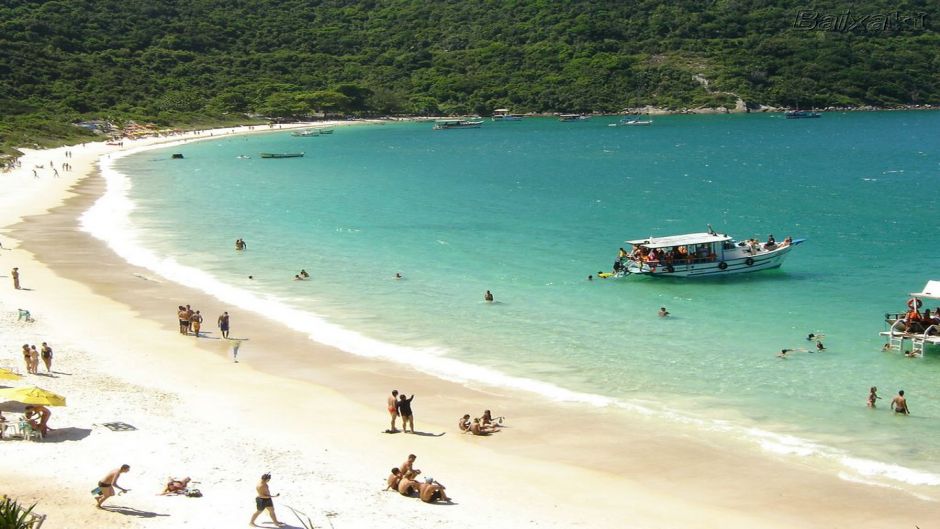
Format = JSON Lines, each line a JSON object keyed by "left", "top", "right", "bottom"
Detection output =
{"left": 1, "top": 1, "right": 938, "bottom": 149}
{"left": 0, "top": 497, "right": 36, "bottom": 529}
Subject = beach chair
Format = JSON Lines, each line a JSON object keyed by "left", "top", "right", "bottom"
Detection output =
{"left": 18, "top": 418, "right": 43, "bottom": 442}
{"left": 26, "top": 512, "right": 46, "bottom": 528}
{"left": 17, "top": 309, "right": 35, "bottom": 322}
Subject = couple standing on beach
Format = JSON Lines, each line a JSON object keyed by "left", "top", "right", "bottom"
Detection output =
{"left": 388, "top": 389, "right": 416, "bottom": 433}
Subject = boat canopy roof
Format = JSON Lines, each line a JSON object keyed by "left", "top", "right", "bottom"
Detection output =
{"left": 626, "top": 232, "right": 732, "bottom": 249}
{"left": 493, "top": 108, "right": 509, "bottom": 112}
{"left": 910, "top": 280, "right": 940, "bottom": 300}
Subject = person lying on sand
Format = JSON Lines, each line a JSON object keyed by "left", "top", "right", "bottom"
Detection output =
{"left": 386, "top": 468, "right": 402, "bottom": 491}
{"left": 471, "top": 418, "right": 498, "bottom": 435}
{"left": 418, "top": 478, "right": 451, "bottom": 503}
{"left": 160, "top": 477, "right": 191, "bottom": 495}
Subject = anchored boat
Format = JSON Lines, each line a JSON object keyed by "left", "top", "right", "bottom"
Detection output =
{"left": 432, "top": 119, "right": 484, "bottom": 130}
{"left": 260, "top": 152, "right": 304, "bottom": 158}
{"left": 614, "top": 226, "right": 805, "bottom": 277}
{"left": 880, "top": 280, "right": 940, "bottom": 356}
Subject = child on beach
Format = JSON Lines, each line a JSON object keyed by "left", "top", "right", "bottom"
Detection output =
{"left": 867, "top": 387, "right": 881, "bottom": 408}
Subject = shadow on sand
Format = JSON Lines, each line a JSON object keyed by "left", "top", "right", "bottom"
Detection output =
{"left": 102, "top": 505, "right": 169, "bottom": 518}
{"left": 43, "top": 427, "right": 92, "bottom": 442}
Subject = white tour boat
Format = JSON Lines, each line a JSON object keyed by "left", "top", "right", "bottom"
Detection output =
{"left": 492, "top": 109, "right": 523, "bottom": 121}
{"left": 614, "top": 226, "right": 804, "bottom": 278}
{"left": 880, "top": 280, "right": 940, "bottom": 356}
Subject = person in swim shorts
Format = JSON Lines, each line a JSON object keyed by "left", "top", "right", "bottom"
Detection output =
{"left": 96, "top": 464, "right": 130, "bottom": 508}
{"left": 250, "top": 473, "right": 284, "bottom": 527}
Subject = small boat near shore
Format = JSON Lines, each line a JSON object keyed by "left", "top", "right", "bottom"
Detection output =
{"left": 433, "top": 119, "right": 484, "bottom": 130}
{"left": 785, "top": 110, "right": 822, "bottom": 119}
{"left": 291, "top": 129, "right": 319, "bottom": 137}
{"left": 609, "top": 115, "right": 653, "bottom": 127}
{"left": 260, "top": 152, "right": 304, "bottom": 158}
{"left": 559, "top": 114, "right": 589, "bottom": 122}
{"left": 492, "top": 109, "right": 523, "bottom": 121}
{"left": 613, "top": 226, "right": 804, "bottom": 278}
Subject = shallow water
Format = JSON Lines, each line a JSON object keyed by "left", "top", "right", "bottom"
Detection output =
{"left": 97, "top": 113, "right": 940, "bottom": 490}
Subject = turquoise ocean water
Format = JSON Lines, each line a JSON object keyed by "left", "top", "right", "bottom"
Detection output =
{"left": 94, "top": 113, "right": 940, "bottom": 492}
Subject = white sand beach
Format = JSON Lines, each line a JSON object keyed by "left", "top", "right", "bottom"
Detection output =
{"left": 1, "top": 125, "right": 936, "bottom": 529}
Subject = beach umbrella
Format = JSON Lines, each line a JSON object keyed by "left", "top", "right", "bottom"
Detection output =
{"left": 0, "top": 386, "right": 66, "bottom": 406}
{"left": 0, "top": 368, "right": 22, "bottom": 381}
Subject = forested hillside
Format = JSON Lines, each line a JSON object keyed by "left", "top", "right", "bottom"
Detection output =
{"left": 1, "top": 0, "right": 938, "bottom": 147}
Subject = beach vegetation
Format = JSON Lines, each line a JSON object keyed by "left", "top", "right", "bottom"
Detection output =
{"left": 0, "top": 497, "right": 36, "bottom": 529}
{"left": 1, "top": 0, "right": 939, "bottom": 151}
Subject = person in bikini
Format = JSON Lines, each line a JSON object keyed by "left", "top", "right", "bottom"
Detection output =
{"left": 40, "top": 342, "right": 53, "bottom": 372}
{"left": 387, "top": 390, "right": 400, "bottom": 432}
{"left": 95, "top": 464, "right": 130, "bottom": 508}
{"left": 867, "top": 386, "right": 881, "bottom": 408}
{"left": 161, "top": 477, "right": 191, "bottom": 495}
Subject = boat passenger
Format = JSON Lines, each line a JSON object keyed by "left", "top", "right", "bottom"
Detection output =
{"left": 782, "top": 236, "right": 792, "bottom": 247}
{"left": 618, "top": 247, "right": 628, "bottom": 259}
{"left": 766, "top": 234, "right": 776, "bottom": 248}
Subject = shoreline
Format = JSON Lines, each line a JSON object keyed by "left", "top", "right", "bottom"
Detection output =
{"left": 1, "top": 127, "right": 937, "bottom": 528}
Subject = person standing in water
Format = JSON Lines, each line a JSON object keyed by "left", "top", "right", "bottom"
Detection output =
{"left": 867, "top": 386, "right": 881, "bottom": 408}
{"left": 484, "top": 290, "right": 494, "bottom": 302}
{"left": 890, "top": 390, "right": 910, "bottom": 415}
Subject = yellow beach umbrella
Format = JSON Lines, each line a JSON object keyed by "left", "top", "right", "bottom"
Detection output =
{"left": 0, "top": 386, "right": 66, "bottom": 406}
{"left": 0, "top": 368, "right": 22, "bottom": 381}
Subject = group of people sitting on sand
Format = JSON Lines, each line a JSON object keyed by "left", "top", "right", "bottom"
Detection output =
{"left": 458, "top": 409, "right": 503, "bottom": 436}
{"left": 386, "top": 454, "right": 450, "bottom": 503}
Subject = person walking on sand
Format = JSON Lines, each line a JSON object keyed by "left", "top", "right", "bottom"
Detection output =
{"left": 249, "top": 473, "right": 284, "bottom": 527}
{"left": 40, "top": 342, "right": 53, "bottom": 372}
{"left": 191, "top": 310, "right": 203, "bottom": 337}
{"left": 218, "top": 311, "right": 230, "bottom": 339}
{"left": 398, "top": 393, "right": 416, "bottom": 433}
{"left": 387, "top": 390, "right": 400, "bottom": 432}
{"left": 184, "top": 305, "right": 194, "bottom": 334}
{"left": 11, "top": 267, "right": 20, "bottom": 289}
{"left": 867, "top": 386, "right": 881, "bottom": 408}
{"left": 95, "top": 464, "right": 130, "bottom": 508}
{"left": 890, "top": 390, "right": 910, "bottom": 415}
